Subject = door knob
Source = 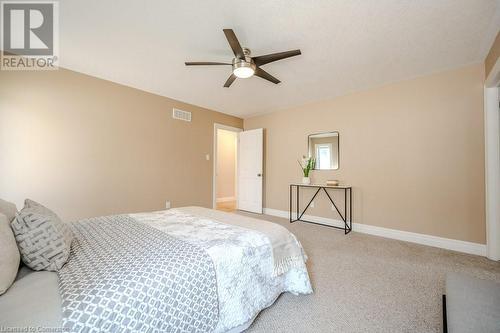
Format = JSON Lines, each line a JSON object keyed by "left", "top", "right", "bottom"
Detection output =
{"left": 257, "top": 173, "right": 262, "bottom": 177}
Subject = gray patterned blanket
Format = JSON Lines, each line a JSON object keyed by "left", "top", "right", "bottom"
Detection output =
{"left": 58, "top": 215, "right": 219, "bottom": 333}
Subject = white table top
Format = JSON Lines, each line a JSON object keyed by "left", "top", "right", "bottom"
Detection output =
{"left": 290, "top": 183, "right": 351, "bottom": 189}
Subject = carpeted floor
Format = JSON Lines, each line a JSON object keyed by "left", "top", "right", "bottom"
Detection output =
{"left": 237, "top": 212, "right": 500, "bottom": 333}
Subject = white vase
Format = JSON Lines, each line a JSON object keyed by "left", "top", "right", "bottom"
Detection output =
{"left": 302, "top": 176, "right": 311, "bottom": 185}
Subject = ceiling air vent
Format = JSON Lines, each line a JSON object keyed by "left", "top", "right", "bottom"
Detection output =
{"left": 172, "top": 108, "right": 192, "bottom": 122}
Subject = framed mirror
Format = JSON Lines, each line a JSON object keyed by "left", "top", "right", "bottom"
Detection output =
{"left": 308, "top": 132, "right": 339, "bottom": 170}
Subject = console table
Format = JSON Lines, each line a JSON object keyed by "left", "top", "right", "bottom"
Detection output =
{"left": 289, "top": 183, "right": 352, "bottom": 234}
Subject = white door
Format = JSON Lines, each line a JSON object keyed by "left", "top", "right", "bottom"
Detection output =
{"left": 237, "top": 128, "right": 263, "bottom": 213}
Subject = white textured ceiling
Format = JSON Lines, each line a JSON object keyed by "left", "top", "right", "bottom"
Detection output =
{"left": 60, "top": 0, "right": 500, "bottom": 118}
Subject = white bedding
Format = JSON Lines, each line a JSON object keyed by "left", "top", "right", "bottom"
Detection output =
{"left": 131, "top": 207, "right": 313, "bottom": 332}
{"left": 0, "top": 207, "right": 312, "bottom": 332}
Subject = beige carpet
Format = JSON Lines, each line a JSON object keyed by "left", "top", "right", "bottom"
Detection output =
{"left": 237, "top": 212, "right": 500, "bottom": 333}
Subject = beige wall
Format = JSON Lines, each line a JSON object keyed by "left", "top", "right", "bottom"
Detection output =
{"left": 0, "top": 62, "right": 487, "bottom": 243}
{"left": 245, "top": 64, "right": 486, "bottom": 244}
{"left": 216, "top": 129, "right": 237, "bottom": 199}
{"left": 0, "top": 68, "right": 242, "bottom": 221}
{"left": 485, "top": 31, "right": 500, "bottom": 79}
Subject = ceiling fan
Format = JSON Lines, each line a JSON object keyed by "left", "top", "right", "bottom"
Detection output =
{"left": 185, "top": 29, "right": 301, "bottom": 87}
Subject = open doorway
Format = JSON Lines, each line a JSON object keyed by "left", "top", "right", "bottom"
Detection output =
{"left": 213, "top": 124, "right": 242, "bottom": 212}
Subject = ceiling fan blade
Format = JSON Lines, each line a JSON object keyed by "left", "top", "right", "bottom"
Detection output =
{"left": 223, "top": 74, "right": 237, "bottom": 88}
{"left": 223, "top": 29, "right": 245, "bottom": 59}
{"left": 254, "top": 67, "right": 280, "bottom": 84}
{"left": 252, "top": 49, "right": 301, "bottom": 66}
{"left": 185, "top": 62, "right": 231, "bottom": 66}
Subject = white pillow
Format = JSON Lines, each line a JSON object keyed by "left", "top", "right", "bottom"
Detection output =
{"left": 0, "top": 213, "right": 20, "bottom": 295}
{"left": 11, "top": 201, "right": 73, "bottom": 271}
{"left": 0, "top": 198, "right": 17, "bottom": 223}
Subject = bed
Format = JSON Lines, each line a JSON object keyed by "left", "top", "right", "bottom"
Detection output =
{"left": 0, "top": 206, "right": 312, "bottom": 332}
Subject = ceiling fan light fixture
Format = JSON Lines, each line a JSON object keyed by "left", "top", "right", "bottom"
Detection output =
{"left": 232, "top": 59, "right": 256, "bottom": 78}
{"left": 185, "top": 29, "right": 301, "bottom": 87}
{"left": 233, "top": 66, "right": 254, "bottom": 78}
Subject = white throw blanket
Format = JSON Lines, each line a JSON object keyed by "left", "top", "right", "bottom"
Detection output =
{"left": 130, "top": 207, "right": 313, "bottom": 332}
{"left": 179, "top": 206, "right": 308, "bottom": 276}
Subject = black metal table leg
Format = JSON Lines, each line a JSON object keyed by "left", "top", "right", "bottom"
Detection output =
{"left": 344, "top": 188, "right": 347, "bottom": 234}
{"left": 288, "top": 184, "right": 352, "bottom": 234}
{"left": 298, "top": 187, "right": 322, "bottom": 220}
{"left": 349, "top": 188, "right": 352, "bottom": 231}
{"left": 296, "top": 185, "right": 299, "bottom": 222}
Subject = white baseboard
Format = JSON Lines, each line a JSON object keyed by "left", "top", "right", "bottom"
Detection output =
{"left": 216, "top": 196, "right": 236, "bottom": 203}
{"left": 263, "top": 208, "right": 487, "bottom": 257}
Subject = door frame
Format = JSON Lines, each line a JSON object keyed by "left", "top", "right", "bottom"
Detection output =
{"left": 213, "top": 123, "right": 243, "bottom": 209}
{"left": 484, "top": 57, "right": 500, "bottom": 261}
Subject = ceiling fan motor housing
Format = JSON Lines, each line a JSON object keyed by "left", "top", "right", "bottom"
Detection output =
{"left": 232, "top": 48, "right": 256, "bottom": 78}
{"left": 232, "top": 58, "right": 256, "bottom": 72}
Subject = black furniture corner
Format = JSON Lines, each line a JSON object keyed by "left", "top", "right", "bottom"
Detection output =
{"left": 289, "top": 183, "right": 352, "bottom": 234}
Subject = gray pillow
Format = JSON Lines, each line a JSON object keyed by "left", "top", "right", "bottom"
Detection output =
{"left": 0, "top": 213, "right": 20, "bottom": 295}
{"left": 23, "top": 199, "right": 56, "bottom": 215}
{"left": 0, "top": 198, "right": 17, "bottom": 223}
{"left": 11, "top": 201, "right": 73, "bottom": 271}
{"left": 24, "top": 199, "right": 43, "bottom": 209}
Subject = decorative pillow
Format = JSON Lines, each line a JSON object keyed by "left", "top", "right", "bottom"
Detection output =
{"left": 24, "top": 198, "right": 44, "bottom": 208}
{"left": 23, "top": 199, "right": 57, "bottom": 215}
{"left": 0, "top": 213, "right": 20, "bottom": 295}
{"left": 0, "top": 198, "right": 17, "bottom": 223}
{"left": 11, "top": 201, "right": 73, "bottom": 271}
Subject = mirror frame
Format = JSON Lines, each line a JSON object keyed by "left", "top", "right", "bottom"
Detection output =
{"left": 308, "top": 131, "right": 340, "bottom": 170}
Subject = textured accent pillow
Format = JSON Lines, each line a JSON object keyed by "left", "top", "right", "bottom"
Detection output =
{"left": 0, "top": 198, "right": 17, "bottom": 223}
{"left": 23, "top": 199, "right": 57, "bottom": 215}
{"left": 24, "top": 198, "right": 44, "bottom": 209}
{"left": 0, "top": 213, "right": 20, "bottom": 295}
{"left": 11, "top": 201, "right": 73, "bottom": 271}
